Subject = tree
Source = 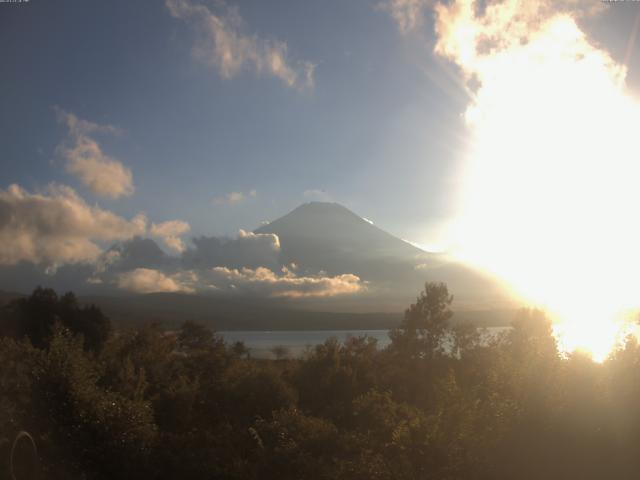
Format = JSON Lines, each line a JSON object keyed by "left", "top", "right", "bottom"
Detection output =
{"left": 251, "top": 408, "right": 340, "bottom": 480}
{"left": 177, "top": 320, "right": 216, "bottom": 352}
{"left": 231, "top": 340, "right": 250, "bottom": 359}
{"left": 271, "top": 345, "right": 290, "bottom": 360}
{"left": 2, "top": 287, "right": 111, "bottom": 352}
{"left": 31, "top": 326, "right": 157, "bottom": 479}
{"left": 64, "top": 300, "right": 111, "bottom": 353}
{"left": 389, "top": 282, "right": 453, "bottom": 359}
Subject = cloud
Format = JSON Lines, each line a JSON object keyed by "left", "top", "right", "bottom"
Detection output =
{"left": 86, "top": 249, "right": 122, "bottom": 284}
{"left": 109, "top": 232, "right": 363, "bottom": 298}
{"left": 117, "top": 268, "right": 195, "bottom": 294}
{"left": 56, "top": 108, "right": 134, "bottom": 199}
{"left": 414, "top": 261, "right": 443, "bottom": 271}
{"left": 380, "top": 0, "right": 432, "bottom": 34}
{"left": 433, "top": 1, "right": 606, "bottom": 78}
{"left": 208, "top": 266, "right": 365, "bottom": 298}
{"left": 86, "top": 237, "right": 175, "bottom": 285}
{"left": 0, "top": 189, "right": 366, "bottom": 299}
{"left": 114, "top": 264, "right": 364, "bottom": 298}
{"left": 166, "top": 0, "right": 315, "bottom": 89}
{"left": 56, "top": 108, "right": 121, "bottom": 137}
{"left": 93, "top": 249, "right": 122, "bottom": 274}
{"left": 183, "top": 229, "right": 280, "bottom": 269}
{"left": 213, "top": 190, "right": 256, "bottom": 206}
{"left": 106, "top": 237, "right": 172, "bottom": 271}
{"left": 382, "top": 0, "right": 603, "bottom": 36}
{"left": 0, "top": 184, "right": 146, "bottom": 267}
{"left": 150, "top": 219, "right": 191, "bottom": 253}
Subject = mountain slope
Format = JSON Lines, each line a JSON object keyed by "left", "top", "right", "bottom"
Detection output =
{"left": 256, "top": 202, "right": 429, "bottom": 282}
{"left": 256, "top": 202, "right": 513, "bottom": 311}
{"left": 257, "top": 202, "right": 424, "bottom": 264}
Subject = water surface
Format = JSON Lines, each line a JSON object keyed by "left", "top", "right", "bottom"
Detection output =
{"left": 219, "top": 328, "right": 509, "bottom": 358}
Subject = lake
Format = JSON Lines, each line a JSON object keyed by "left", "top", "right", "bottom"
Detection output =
{"left": 218, "top": 328, "right": 510, "bottom": 359}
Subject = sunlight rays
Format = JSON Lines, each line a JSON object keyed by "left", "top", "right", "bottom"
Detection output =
{"left": 435, "top": 1, "right": 640, "bottom": 361}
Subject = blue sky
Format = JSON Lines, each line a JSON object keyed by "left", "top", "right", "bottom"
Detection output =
{"left": 1, "top": 0, "right": 639, "bottom": 251}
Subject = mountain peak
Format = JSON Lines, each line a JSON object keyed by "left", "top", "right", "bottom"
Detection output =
{"left": 272, "top": 201, "right": 368, "bottom": 226}
{"left": 288, "top": 201, "right": 360, "bottom": 215}
{"left": 255, "top": 202, "right": 426, "bottom": 280}
{"left": 257, "top": 202, "right": 397, "bottom": 241}
{"left": 253, "top": 201, "right": 509, "bottom": 311}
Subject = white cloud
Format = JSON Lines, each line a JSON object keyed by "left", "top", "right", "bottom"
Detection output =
{"left": 209, "top": 266, "right": 365, "bottom": 298}
{"left": 63, "top": 140, "right": 134, "bottom": 199}
{"left": 56, "top": 108, "right": 134, "bottom": 199}
{"left": 161, "top": 236, "right": 186, "bottom": 253}
{"left": 57, "top": 108, "right": 121, "bottom": 137}
{"left": 117, "top": 268, "right": 196, "bottom": 294}
{"left": 213, "top": 190, "right": 256, "bottom": 206}
{"left": 150, "top": 219, "right": 191, "bottom": 253}
{"left": 380, "top": 0, "right": 432, "bottom": 34}
{"left": 166, "top": 0, "right": 315, "bottom": 89}
{"left": 433, "top": 1, "right": 605, "bottom": 77}
{"left": 0, "top": 184, "right": 146, "bottom": 267}
{"left": 381, "top": 0, "right": 602, "bottom": 36}
{"left": 115, "top": 263, "right": 364, "bottom": 298}
{"left": 237, "top": 228, "right": 279, "bottom": 248}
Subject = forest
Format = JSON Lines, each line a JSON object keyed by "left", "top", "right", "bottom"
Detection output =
{"left": 2, "top": 283, "right": 640, "bottom": 479}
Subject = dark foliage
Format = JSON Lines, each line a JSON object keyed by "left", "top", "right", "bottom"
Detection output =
{"left": 2, "top": 283, "right": 640, "bottom": 479}
{"left": 0, "top": 287, "right": 111, "bottom": 351}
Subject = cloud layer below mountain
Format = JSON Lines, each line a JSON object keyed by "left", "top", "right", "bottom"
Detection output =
{"left": 207, "top": 266, "right": 364, "bottom": 298}
{"left": 0, "top": 183, "right": 365, "bottom": 298}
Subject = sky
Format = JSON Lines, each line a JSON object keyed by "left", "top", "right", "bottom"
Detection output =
{"left": 2, "top": 0, "right": 640, "bottom": 249}
{"left": 0, "top": 0, "right": 467, "bottom": 250}
{"left": 6, "top": 0, "right": 640, "bottom": 327}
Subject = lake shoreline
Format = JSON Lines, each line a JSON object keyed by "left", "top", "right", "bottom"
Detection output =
{"left": 217, "top": 327, "right": 510, "bottom": 359}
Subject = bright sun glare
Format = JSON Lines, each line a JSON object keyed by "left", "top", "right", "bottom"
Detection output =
{"left": 435, "top": 4, "right": 640, "bottom": 361}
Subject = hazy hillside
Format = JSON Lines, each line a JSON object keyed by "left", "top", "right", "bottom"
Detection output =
{"left": 79, "top": 292, "right": 405, "bottom": 331}
{"left": 76, "top": 292, "right": 515, "bottom": 331}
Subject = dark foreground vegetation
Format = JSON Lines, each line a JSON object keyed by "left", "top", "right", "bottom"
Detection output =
{"left": 2, "top": 285, "right": 640, "bottom": 479}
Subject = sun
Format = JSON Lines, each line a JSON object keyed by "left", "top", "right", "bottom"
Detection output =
{"left": 441, "top": 12, "right": 640, "bottom": 361}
